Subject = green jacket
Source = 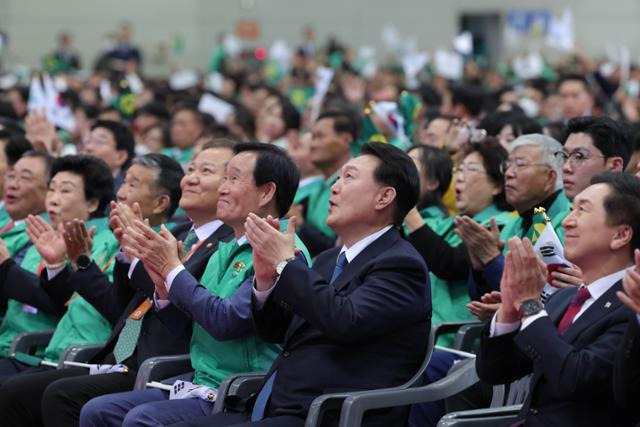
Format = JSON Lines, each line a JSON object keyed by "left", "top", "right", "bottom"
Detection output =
{"left": 304, "top": 172, "right": 339, "bottom": 239}
{"left": 191, "top": 223, "right": 310, "bottom": 388}
{"left": 160, "top": 147, "right": 194, "bottom": 166}
{"left": 42, "top": 218, "right": 119, "bottom": 362}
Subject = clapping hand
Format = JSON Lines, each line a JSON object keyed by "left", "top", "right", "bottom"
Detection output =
{"left": 467, "top": 291, "right": 502, "bottom": 321}
{"left": 109, "top": 201, "right": 144, "bottom": 245}
{"left": 62, "top": 219, "right": 95, "bottom": 264}
{"left": 455, "top": 216, "right": 503, "bottom": 269}
{"left": 618, "top": 249, "right": 640, "bottom": 314}
{"left": 25, "top": 215, "right": 66, "bottom": 264}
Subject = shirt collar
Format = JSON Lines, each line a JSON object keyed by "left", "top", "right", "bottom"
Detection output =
{"left": 236, "top": 235, "right": 248, "bottom": 246}
{"left": 339, "top": 225, "right": 393, "bottom": 263}
{"left": 584, "top": 268, "right": 628, "bottom": 301}
{"left": 193, "top": 219, "right": 224, "bottom": 242}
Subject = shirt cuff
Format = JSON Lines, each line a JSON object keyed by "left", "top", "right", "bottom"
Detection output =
{"left": 153, "top": 291, "right": 171, "bottom": 310}
{"left": 127, "top": 258, "right": 140, "bottom": 279}
{"left": 46, "top": 265, "right": 65, "bottom": 280}
{"left": 489, "top": 310, "right": 521, "bottom": 337}
{"left": 165, "top": 265, "right": 186, "bottom": 294}
{"left": 252, "top": 276, "right": 278, "bottom": 310}
{"left": 521, "top": 310, "right": 548, "bottom": 330}
{"left": 116, "top": 251, "right": 131, "bottom": 264}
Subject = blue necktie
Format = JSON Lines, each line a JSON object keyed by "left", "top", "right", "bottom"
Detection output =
{"left": 251, "top": 370, "right": 277, "bottom": 421}
{"left": 330, "top": 252, "right": 348, "bottom": 284}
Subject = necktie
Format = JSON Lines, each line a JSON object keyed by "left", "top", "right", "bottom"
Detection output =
{"left": 250, "top": 371, "right": 277, "bottom": 421}
{"left": 556, "top": 287, "right": 591, "bottom": 335}
{"left": 329, "top": 252, "right": 348, "bottom": 285}
{"left": 181, "top": 229, "right": 199, "bottom": 260}
{"left": 112, "top": 298, "right": 152, "bottom": 364}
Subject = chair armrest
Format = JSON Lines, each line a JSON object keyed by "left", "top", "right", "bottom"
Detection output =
{"left": 133, "top": 354, "right": 192, "bottom": 390}
{"left": 58, "top": 344, "right": 104, "bottom": 368}
{"left": 8, "top": 329, "right": 55, "bottom": 355}
{"left": 436, "top": 404, "right": 522, "bottom": 427}
{"left": 434, "top": 322, "right": 481, "bottom": 343}
{"left": 336, "top": 359, "right": 480, "bottom": 427}
{"left": 304, "top": 392, "right": 353, "bottom": 427}
{"left": 454, "top": 323, "right": 485, "bottom": 353}
{"left": 212, "top": 372, "right": 267, "bottom": 414}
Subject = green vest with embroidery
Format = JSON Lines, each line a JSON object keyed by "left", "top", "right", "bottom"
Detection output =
{"left": 427, "top": 205, "right": 512, "bottom": 346}
{"left": 42, "top": 217, "right": 119, "bottom": 362}
{"left": 191, "top": 224, "right": 310, "bottom": 388}
{"left": 305, "top": 173, "right": 339, "bottom": 239}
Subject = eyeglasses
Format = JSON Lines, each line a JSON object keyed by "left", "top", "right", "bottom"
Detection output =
{"left": 499, "top": 159, "right": 550, "bottom": 174}
{"left": 555, "top": 150, "right": 606, "bottom": 167}
{"left": 454, "top": 163, "right": 487, "bottom": 176}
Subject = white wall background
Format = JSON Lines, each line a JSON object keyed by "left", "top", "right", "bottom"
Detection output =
{"left": 1, "top": 0, "right": 640, "bottom": 76}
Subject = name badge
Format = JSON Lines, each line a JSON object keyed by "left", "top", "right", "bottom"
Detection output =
{"left": 129, "top": 298, "right": 153, "bottom": 320}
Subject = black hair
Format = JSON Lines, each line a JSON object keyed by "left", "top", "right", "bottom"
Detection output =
{"left": 463, "top": 138, "right": 512, "bottom": 212}
{"left": 564, "top": 116, "right": 632, "bottom": 168}
{"left": 130, "top": 154, "right": 184, "bottom": 219}
{"left": 557, "top": 73, "right": 592, "bottom": 93}
{"left": 233, "top": 142, "right": 300, "bottom": 217}
{"left": 418, "top": 84, "right": 443, "bottom": 107}
{"left": 361, "top": 142, "right": 420, "bottom": 226}
{"left": 407, "top": 145, "right": 452, "bottom": 214}
{"left": 451, "top": 84, "right": 487, "bottom": 118}
{"left": 50, "top": 155, "right": 114, "bottom": 218}
{"left": 200, "top": 138, "right": 237, "bottom": 152}
{"left": 230, "top": 103, "right": 256, "bottom": 140}
{"left": 316, "top": 110, "right": 359, "bottom": 142}
{"left": 591, "top": 172, "right": 640, "bottom": 258}
{"left": 20, "top": 151, "right": 54, "bottom": 179}
{"left": 0, "top": 131, "right": 33, "bottom": 166}
{"left": 478, "top": 111, "right": 542, "bottom": 138}
{"left": 135, "top": 101, "right": 170, "bottom": 121}
{"left": 90, "top": 120, "right": 135, "bottom": 169}
{"left": 275, "top": 94, "right": 301, "bottom": 131}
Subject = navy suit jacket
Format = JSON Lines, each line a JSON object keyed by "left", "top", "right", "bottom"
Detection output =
{"left": 614, "top": 314, "right": 640, "bottom": 423}
{"left": 476, "top": 282, "right": 635, "bottom": 427}
{"left": 251, "top": 227, "right": 431, "bottom": 426}
{"left": 46, "top": 222, "right": 234, "bottom": 369}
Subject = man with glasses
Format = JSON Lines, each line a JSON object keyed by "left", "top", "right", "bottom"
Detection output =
{"left": 458, "top": 134, "right": 570, "bottom": 298}
{"left": 560, "top": 116, "right": 631, "bottom": 200}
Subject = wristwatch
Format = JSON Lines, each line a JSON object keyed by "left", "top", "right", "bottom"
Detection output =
{"left": 76, "top": 255, "right": 92, "bottom": 271}
{"left": 275, "top": 257, "right": 296, "bottom": 275}
{"left": 519, "top": 298, "right": 544, "bottom": 317}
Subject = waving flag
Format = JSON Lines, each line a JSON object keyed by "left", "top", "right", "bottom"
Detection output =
{"left": 532, "top": 207, "right": 570, "bottom": 302}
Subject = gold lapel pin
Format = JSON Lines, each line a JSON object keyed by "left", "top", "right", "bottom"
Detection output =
{"left": 206, "top": 243, "right": 213, "bottom": 248}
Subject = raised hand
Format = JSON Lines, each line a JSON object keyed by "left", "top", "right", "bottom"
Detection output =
{"left": 109, "top": 201, "right": 144, "bottom": 245}
{"left": 62, "top": 219, "right": 95, "bottom": 263}
{"left": 122, "top": 221, "right": 181, "bottom": 280}
{"left": 467, "top": 291, "right": 502, "bottom": 321}
{"left": 455, "top": 216, "right": 502, "bottom": 269}
{"left": 25, "top": 214, "right": 66, "bottom": 264}
{"left": 550, "top": 264, "right": 584, "bottom": 288}
{"left": 245, "top": 214, "right": 296, "bottom": 291}
{"left": 618, "top": 249, "right": 640, "bottom": 315}
{"left": 24, "top": 111, "right": 61, "bottom": 156}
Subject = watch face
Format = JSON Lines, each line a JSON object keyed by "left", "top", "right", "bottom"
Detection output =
{"left": 521, "top": 299, "right": 543, "bottom": 316}
{"left": 77, "top": 255, "right": 91, "bottom": 269}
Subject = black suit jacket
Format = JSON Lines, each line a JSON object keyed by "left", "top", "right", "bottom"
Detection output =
{"left": 614, "top": 314, "right": 640, "bottom": 423}
{"left": 476, "top": 282, "right": 635, "bottom": 427}
{"left": 252, "top": 228, "right": 431, "bottom": 426}
{"left": 46, "top": 222, "right": 234, "bottom": 370}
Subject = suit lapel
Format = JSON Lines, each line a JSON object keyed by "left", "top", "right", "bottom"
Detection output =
{"left": 561, "top": 281, "right": 623, "bottom": 343}
{"left": 547, "top": 288, "right": 576, "bottom": 325}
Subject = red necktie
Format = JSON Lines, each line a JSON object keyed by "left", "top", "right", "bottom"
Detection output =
{"left": 0, "top": 220, "right": 15, "bottom": 234}
{"left": 556, "top": 287, "right": 591, "bottom": 335}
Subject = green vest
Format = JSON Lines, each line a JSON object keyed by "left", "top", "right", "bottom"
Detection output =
{"left": 0, "top": 205, "right": 10, "bottom": 229}
{"left": 305, "top": 172, "right": 339, "bottom": 239}
{"left": 427, "top": 205, "right": 512, "bottom": 346}
{"left": 293, "top": 177, "right": 323, "bottom": 206}
{"left": 499, "top": 191, "right": 571, "bottom": 248}
{"left": 0, "top": 246, "right": 58, "bottom": 357}
{"left": 191, "top": 224, "right": 310, "bottom": 388}
{"left": 42, "top": 218, "right": 119, "bottom": 362}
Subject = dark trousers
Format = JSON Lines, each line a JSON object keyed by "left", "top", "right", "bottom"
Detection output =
{"left": 170, "top": 412, "right": 305, "bottom": 427}
{"left": 0, "top": 357, "right": 49, "bottom": 385}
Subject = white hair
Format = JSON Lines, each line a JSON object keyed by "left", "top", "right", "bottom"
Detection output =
{"left": 509, "top": 133, "right": 564, "bottom": 190}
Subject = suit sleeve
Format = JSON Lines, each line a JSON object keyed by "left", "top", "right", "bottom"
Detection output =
{"left": 0, "top": 259, "right": 66, "bottom": 316}
{"left": 167, "top": 271, "right": 255, "bottom": 341}
{"left": 68, "top": 259, "right": 136, "bottom": 326}
{"left": 513, "top": 311, "right": 628, "bottom": 399}
{"left": 614, "top": 315, "right": 640, "bottom": 408}
{"left": 468, "top": 255, "right": 504, "bottom": 300}
{"left": 269, "top": 245, "right": 428, "bottom": 343}
{"left": 408, "top": 224, "right": 470, "bottom": 281}
{"left": 475, "top": 323, "right": 533, "bottom": 385}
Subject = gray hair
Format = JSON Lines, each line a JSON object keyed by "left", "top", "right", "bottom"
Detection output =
{"left": 509, "top": 133, "right": 564, "bottom": 190}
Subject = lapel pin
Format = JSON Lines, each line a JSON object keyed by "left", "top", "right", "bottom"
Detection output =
{"left": 206, "top": 243, "right": 213, "bottom": 248}
{"left": 604, "top": 302, "right": 612, "bottom": 308}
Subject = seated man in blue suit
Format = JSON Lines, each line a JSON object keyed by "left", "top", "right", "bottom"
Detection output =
{"left": 174, "top": 142, "right": 432, "bottom": 427}
{"left": 476, "top": 172, "right": 640, "bottom": 427}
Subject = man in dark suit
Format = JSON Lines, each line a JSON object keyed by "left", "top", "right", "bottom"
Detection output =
{"left": 475, "top": 172, "right": 640, "bottom": 427}
{"left": 175, "top": 142, "right": 431, "bottom": 427}
{"left": 614, "top": 248, "right": 640, "bottom": 423}
{"left": 0, "top": 143, "right": 235, "bottom": 427}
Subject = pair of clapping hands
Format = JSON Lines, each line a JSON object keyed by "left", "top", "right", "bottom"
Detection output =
{"left": 466, "top": 236, "right": 584, "bottom": 322}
